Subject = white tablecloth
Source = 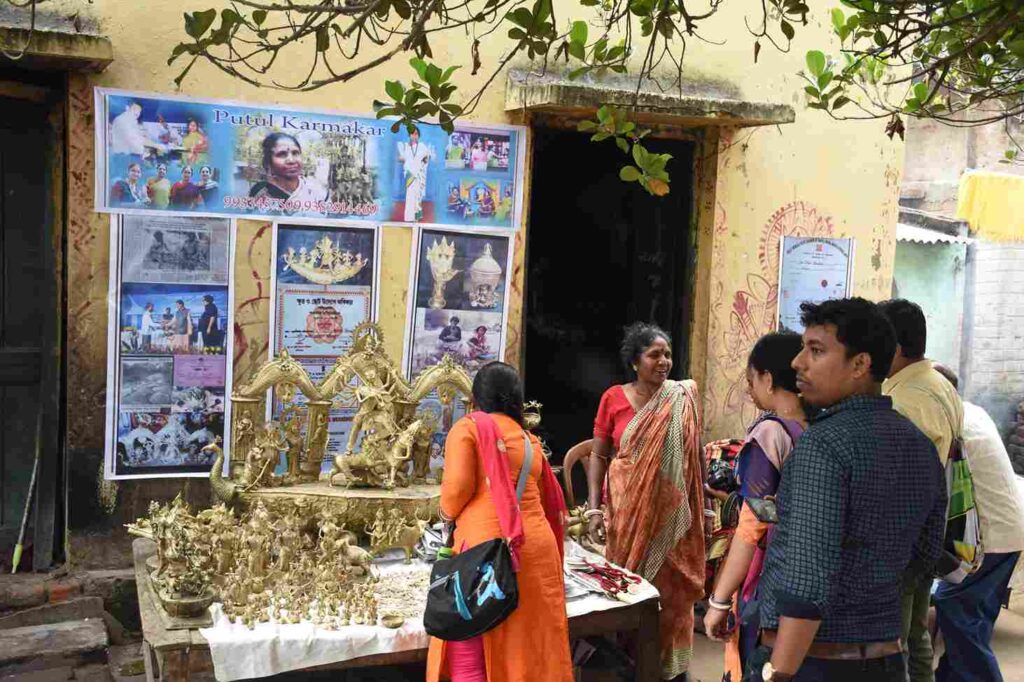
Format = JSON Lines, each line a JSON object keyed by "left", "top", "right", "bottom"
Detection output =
{"left": 200, "top": 541, "right": 659, "bottom": 680}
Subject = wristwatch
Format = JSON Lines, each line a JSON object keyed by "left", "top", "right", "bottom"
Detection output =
{"left": 762, "top": 662, "right": 794, "bottom": 681}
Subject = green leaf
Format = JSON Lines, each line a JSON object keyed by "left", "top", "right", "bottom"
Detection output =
{"left": 592, "top": 132, "right": 611, "bottom": 142}
{"left": 385, "top": 80, "right": 405, "bottom": 101}
{"left": 754, "top": 40, "right": 761, "bottom": 63}
{"left": 441, "top": 65, "right": 460, "bottom": 82}
{"left": 780, "top": 20, "right": 795, "bottom": 41}
{"left": 394, "top": 0, "right": 412, "bottom": 20}
{"left": 804, "top": 85, "right": 819, "bottom": 97}
{"left": 508, "top": 8, "right": 533, "bottom": 29}
{"left": 570, "top": 20, "right": 588, "bottom": 46}
{"left": 597, "top": 105, "right": 611, "bottom": 123}
{"left": 874, "top": 30, "right": 886, "bottom": 47}
{"left": 817, "top": 73, "right": 834, "bottom": 91}
{"left": 184, "top": 9, "right": 217, "bottom": 39}
{"left": 172, "top": 56, "right": 199, "bottom": 88}
{"left": 252, "top": 9, "right": 267, "bottom": 25}
{"left": 616, "top": 137, "right": 630, "bottom": 154}
{"left": 568, "top": 41, "right": 585, "bottom": 60}
{"left": 409, "top": 57, "right": 428, "bottom": 80}
{"left": 913, "top": 82, "right": 929, "bottom": 103}
{"left": 632, "top": 143, "right": 647, "bottom": 167}
{"left": 568, "top": 67, "right": 589, "bottom": 80}
{"left": 619, "top": 166, "right": 641, "bottom": 182}
{"left": 508, "top": 28, "right": 527, "bottom": 41}
{"left": 831, "top": 8, "right": 845, "bottom": 33}
{"left": 533, "top": 0, "right": 551, "bottom": 24}
{"left": 806, "top": 50, "right": 826, "bottom": 78}
{"left": 168, "top": 43, "right": 192, "bottom": 64}
{"left": 832, "top": 95, "right": 851, "bottom": 110}
{"left": 316, "top": 24, "right": 329, "bottom": 52}
{"left": 577, "top": 120, "right": 598, "bottom": 132}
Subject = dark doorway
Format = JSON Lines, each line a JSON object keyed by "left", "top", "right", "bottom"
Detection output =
{"left": 0, "top": 91, "right": 64, "bottom": 571}
{"left": 523, "top": 128, "right": 695, "bottom": 463}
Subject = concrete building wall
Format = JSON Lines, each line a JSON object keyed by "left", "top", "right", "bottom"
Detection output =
{"left": 962, "top": 241, "right": 1024, "bottom": 439}
{"left": 901, "top": 115, "right": 1024, "bottom": 216}
{"left": 892, "top": 241, "right": 966, "bottom": 371}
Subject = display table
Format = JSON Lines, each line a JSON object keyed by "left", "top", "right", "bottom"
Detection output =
{"left": 134, "top": 538, "right": 661, "bottom": 681}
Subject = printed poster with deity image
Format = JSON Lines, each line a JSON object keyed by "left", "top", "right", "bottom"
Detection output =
{"left": 268, "top": 222, "right": 380, "bottom": 471}
{"left": 94, "top": 88, "right": 526, "bottom": 230}
{"left": 104, "top": 215, "right": 234, "bottom": 479}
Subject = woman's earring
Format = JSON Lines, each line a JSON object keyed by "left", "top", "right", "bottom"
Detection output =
{"left": 632, "top": 365, "right": 638, "bottom": 372}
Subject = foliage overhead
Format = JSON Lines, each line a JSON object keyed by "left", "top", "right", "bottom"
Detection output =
{"left": 802, "top": 1, "right": 1024, "bottom": 142}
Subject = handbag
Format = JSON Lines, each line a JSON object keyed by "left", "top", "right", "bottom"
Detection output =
{"left": 423, "top": 431, "right": 534, "bottom": 641}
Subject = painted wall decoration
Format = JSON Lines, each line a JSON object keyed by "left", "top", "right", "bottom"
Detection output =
{"left": 777, "top": 236, "right": 854, "bottom": 333}
{"left": 105, "top": 215, "right": 234, "bottom": 479}
{"left": 705, "top": 200, "right": 836, "bottom": 434}
{"left": 404, "top": 229, "right": 513, "bottom": 381}
{"left": 94, "top": 88, "right": 525, "bottom": 230}
{"left": 268, "top": 222, "right": 380, "bottom": 467}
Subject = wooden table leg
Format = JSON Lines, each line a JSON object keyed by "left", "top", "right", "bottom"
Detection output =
{"left": 160, "top": 649, "right": 191, "bottom": 682}
{"left": 634, "top": 599, "right": 660, "bottom": 682}
{"left": 142, "top": 640, "right": 157, "bottom": 682}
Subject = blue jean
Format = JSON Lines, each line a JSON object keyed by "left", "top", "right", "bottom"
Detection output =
{"left": 935, "top": 551, "right": 1020, "bottom": 682}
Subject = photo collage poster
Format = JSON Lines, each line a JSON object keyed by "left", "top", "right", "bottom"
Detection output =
{"left": 94, "top": 88, "right": 526, "bottom": 230}
{"left": 105, "top": 215, "right": 233, "bottom": 479}
{"left": 269, "top": 223, "right": 380, "bottom": 471}
{"left": 404, "top": 228, "right": 514, "bottom": 478}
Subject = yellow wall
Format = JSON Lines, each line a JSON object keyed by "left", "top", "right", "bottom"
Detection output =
{"left": 64, "top": 0, "right": 902, "bottom": 451}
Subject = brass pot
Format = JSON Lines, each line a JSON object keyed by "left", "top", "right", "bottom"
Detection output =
{"left": 157, "top": 587, "right": 216, "bottom": 619}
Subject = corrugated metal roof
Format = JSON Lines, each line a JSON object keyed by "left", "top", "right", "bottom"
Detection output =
{"left": 896, "top": 223, "right": 973, "bottom": 245}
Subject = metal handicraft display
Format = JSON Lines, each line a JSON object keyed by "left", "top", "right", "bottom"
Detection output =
{"left": 210, "top": 322, "right": 471, "bottom": 535}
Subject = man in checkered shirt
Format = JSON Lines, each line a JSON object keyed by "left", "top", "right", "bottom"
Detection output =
{"left": 749, "top": 298, "right": 947, "bottom": 682}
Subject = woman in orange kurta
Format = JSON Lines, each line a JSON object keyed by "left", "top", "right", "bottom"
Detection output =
{"left": 426, "top": 362, "right": 573, "bottom": 682}
{"left": 587, "top": 323, "right": 709, "bottom": 680}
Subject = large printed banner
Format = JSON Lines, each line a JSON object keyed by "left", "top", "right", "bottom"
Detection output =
{"left": 105, "top": 215, "right": 233, "bottom": 479}
{"left": 94, "top": 88, "right": 526, "bottom": 230}
{"left": 268, "top": 223, "right": 380, "bottom": 468}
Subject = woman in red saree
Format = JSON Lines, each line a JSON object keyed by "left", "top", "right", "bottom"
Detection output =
{"left": 588, "top": 323, "right": 709, "bottom": 681}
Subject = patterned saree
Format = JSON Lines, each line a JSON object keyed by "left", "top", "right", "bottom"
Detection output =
{"left": 606, "top": 379, "right": 706, "bottom": 679}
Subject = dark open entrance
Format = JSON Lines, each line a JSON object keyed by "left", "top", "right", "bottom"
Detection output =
{"left": 0, "top": 69, "right": 66, "bottom": 572}
{"left": 524, "top": 128, "right": 696, "bottom": 464}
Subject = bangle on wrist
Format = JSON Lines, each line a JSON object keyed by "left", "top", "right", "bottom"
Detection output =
{"left": 707, "top": 596, "right": 732, "bottom": 611}
{"left": 583, "top": 509, "right": 605, "bottom": 519}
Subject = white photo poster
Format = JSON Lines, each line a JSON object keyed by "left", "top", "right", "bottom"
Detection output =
{"left": 105, "top": 215, "right": 234, "bottom": 479}
{"left": 777, "top": 236, "right": 855, "bottom": 333}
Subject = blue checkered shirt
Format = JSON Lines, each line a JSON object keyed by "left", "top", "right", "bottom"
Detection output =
{"left": 758, "top": 394, "right": 947, "bottom": 643}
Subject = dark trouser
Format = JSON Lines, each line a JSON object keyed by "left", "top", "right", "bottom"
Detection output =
{"left": 902, "top": 571, "right": 935, "bottom": 682}
{"left": 934, "top": 551, "right": 1020, "bottom": 682}
{"left": 744, "top": 645, "right": 906, "bottom": 681}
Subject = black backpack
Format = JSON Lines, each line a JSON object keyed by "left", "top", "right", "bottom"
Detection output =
{"left": 423, "top": 433, "right": 533, "bottom": 641}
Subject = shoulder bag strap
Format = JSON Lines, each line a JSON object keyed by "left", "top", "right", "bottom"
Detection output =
{"left": 516, "top": 432, "right": 534, "bottom": 504}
